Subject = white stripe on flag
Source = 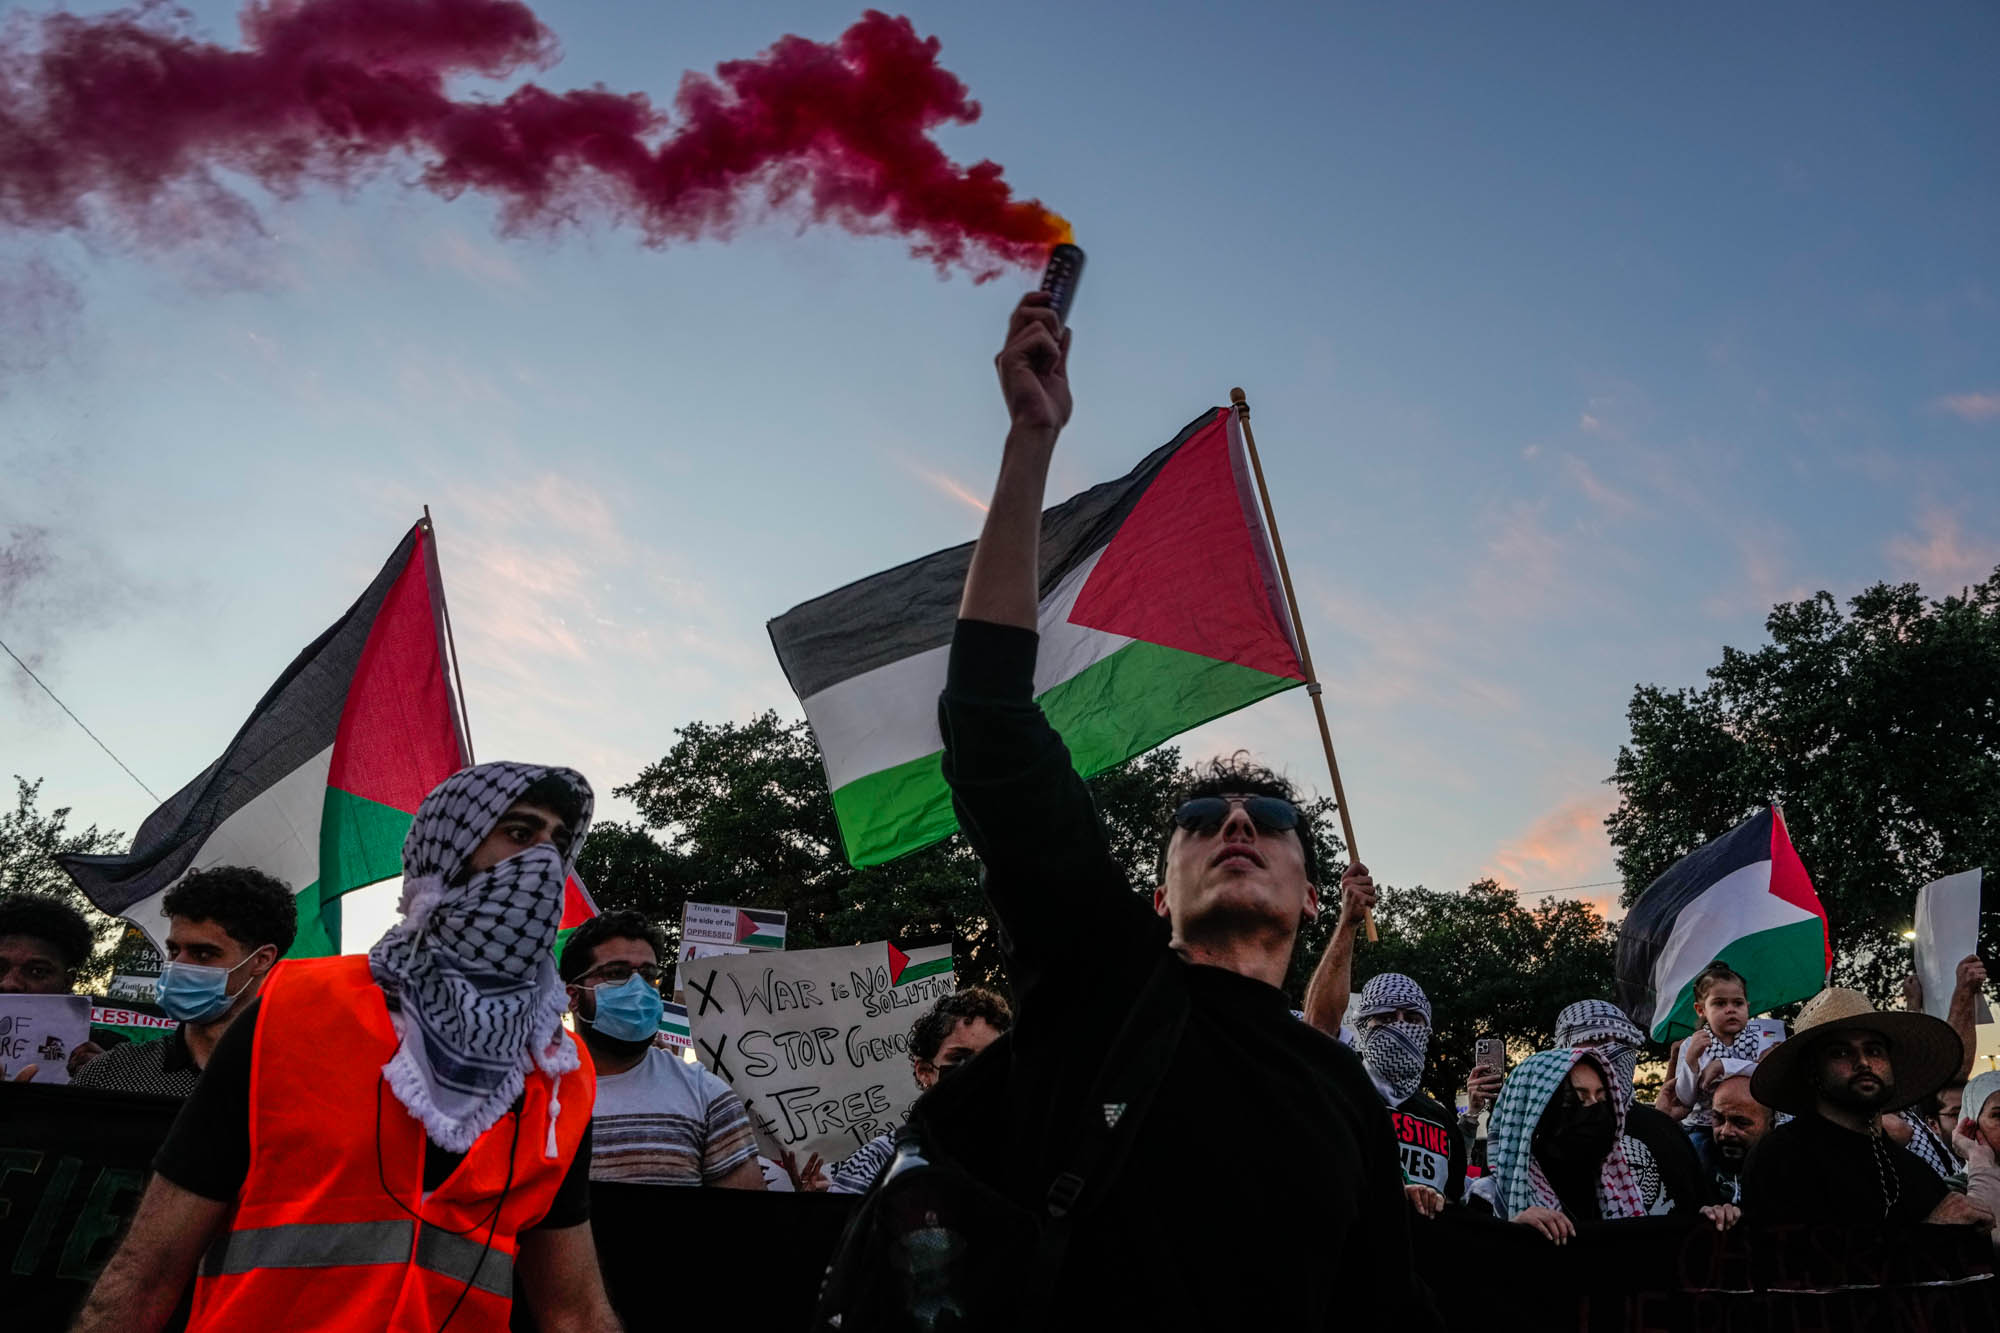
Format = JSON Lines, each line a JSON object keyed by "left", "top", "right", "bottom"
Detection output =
{"left": 802, "top": 550, "right": 1129, "bottom": 791}
{"left": 122, "top": 744, "right": 334, "bottom": 953}
{"left": 1646, "top": 857, "right": 1816, "bottom": 1027}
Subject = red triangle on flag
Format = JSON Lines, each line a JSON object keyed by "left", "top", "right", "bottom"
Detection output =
{"left": 559, "top": 872, "right": 598, "bottom": 932}
{"left": 887, "top": 942, "right": 910, "bottom": 985}
{"left": 735, "top": 910, "right": 759, "bottom": 944}
{"left": 1066, "top": 411, "right": 1305, "bottom": 680}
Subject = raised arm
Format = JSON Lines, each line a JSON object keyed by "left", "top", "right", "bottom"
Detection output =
{"left": 1302, "top": 863, "right": 1376, "bottom": 1037}
{"left": 1948, "top": 955, "right": 1988, "bottom": 1082}
{"left": 957, "top": 291, "right": 1072, "bottom": 628}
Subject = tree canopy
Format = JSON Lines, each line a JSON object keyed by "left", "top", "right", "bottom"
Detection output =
{"left": 0, "top": 775, "right": 126, "bottom": 979}
{"left": 1352, "top": 878, "right": 1617, "bottom": 1103}
{"left": 1607, "top": 573, "right": 2000, "bottom": 1005}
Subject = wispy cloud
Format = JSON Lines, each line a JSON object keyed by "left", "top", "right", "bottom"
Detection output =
{"left": 1886, "top": 508, "right": 2000, "bottom": 590}
{"left": 1483, "top": 795, "right": 1614, "bottom": 899}
{"left": 1932, "top": 391, "right": 2000, "bottom": 424}
{"left": 900, "top": 461, "right": 989, "bottom": 513}
{"left": 1562, "top": 454, "right": 1635, "bottom": 515}
{"left": 426, "top": 228, "right": 530, "bottom": 290}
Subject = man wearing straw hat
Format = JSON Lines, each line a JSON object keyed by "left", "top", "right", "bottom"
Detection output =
{"left": 1742, "top": 986, "right": 1993, "bottom": 1228}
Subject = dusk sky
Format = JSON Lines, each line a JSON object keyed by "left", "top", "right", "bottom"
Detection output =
{"left": 5, "top": 0, "right": 1998, "bottom": 947}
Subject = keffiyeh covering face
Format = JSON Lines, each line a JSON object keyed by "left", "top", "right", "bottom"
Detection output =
{"left": 1357, "top": 973, "right": 1432, "bottom": 1104}
{"left": 1488, "top": 1048, "right": 1647, "bottom": 1221}
{"left": 369, "top": 762, "right": 592, "bottom": 1154}
{"left": 1554, "top": 999, "right": 1646, "bottom": 1102}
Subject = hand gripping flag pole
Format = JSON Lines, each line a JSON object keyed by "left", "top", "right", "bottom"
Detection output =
{"left": 1229, "top": 388, "right": 1375, "bottom": 942}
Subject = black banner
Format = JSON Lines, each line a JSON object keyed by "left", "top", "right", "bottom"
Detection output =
{"left": 8, "top": 1083, "right": 1998, "bottom": 1332}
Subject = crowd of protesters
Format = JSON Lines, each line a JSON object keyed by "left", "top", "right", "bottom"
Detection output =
{"left": 1, "top": 290, "right": 1997, "bottom": 1331}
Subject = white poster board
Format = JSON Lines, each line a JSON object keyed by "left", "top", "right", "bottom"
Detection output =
{"left": 0, "top": 994, "right": 92, "bottom": 1084}
{"left": 1915, "top": 869, "right": 1992, "bottom": 1024}
{"left": 685, "top": 940, "right": 956, "bottom": 1168}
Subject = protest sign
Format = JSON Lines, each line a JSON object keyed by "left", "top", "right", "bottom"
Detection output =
{"left": 685, "top": 940, "right": 955, "bottom": 1167}
{"left": 681, "top": 901, "right": 788, "bottom": 951}
{"left": 104, "top": 923, "right": 162, "bottom": 1003}
{"left": 659, "top": 1000, "right": 692, "bottom": 1053}
{"left": 90, "top": 1003, "right": 181, "bottom": 1046}
{"left": 0, "top": 994, "right": 91, "bottom": 1084}
{"left": 1914, "top": 870, "right": 1993, "bottom": 1025}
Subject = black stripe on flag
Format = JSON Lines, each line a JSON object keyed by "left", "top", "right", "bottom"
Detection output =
{"left": 1614, "top": 806, "right": 1774, "bottom": 1030}
{"left": 59, "top": 526, "right": 423, "bottom": 916}
{"left": 766, "top": 409, "right": 1221, "bottom": 701}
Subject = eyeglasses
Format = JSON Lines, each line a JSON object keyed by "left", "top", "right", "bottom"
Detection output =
{"left": 1170, "top": 795, "right": 1301, "bottom": 838}
{"left": 578, "top": 962, "right": 665, "bottom": 988}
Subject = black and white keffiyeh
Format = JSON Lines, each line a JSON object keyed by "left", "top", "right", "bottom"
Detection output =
{"left": 1555, "top": 999, "right": 1646, "bottom": 1097}
{"left": 369, "top": 761, "right": 592, "bottom": 1155}
{"left": 1357, "top": 973, "right": 1432, "bottom": 1104}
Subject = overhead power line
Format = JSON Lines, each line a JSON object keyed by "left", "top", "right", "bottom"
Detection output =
{"left": 1, "top": 634, "right": 161, "bottom": 802}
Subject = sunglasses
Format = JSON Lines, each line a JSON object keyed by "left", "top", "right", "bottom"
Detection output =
{"left": 1170, "top": 795, "right": 1301, "bottom": 838}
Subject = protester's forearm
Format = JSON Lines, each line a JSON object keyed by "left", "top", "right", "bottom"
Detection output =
{"left": 68, "top": 1250, "right": 187, "bottom": 1333}
{"left": 958, "top": 427, "right": 1057, "bottom": 629}
{"left": 1301, "top": 921, "right": 1359, "bottom": 1036}
{"left": 1948, "top": 982, "right": 1980, "bottom": 1081}
{"left": 71, "top": 1175, "right": 221, "bottom": 1333}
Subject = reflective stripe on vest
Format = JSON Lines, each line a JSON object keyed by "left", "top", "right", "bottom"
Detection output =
{"left": 202, "top": 1220, "right": 513, "bottom": 1299}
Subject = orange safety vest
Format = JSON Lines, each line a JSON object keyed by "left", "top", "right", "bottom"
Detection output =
{"left": 189, "top": 955, "right": 595, "bottom": 1332}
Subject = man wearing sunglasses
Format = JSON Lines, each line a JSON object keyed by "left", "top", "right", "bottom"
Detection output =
{"left": 924, "top": 292, "right": 1435, "bottom": 1329}
{"left": 560, "top": 910, "right": 764, "bottom": 1189}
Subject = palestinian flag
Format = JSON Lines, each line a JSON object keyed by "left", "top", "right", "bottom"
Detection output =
{"left": 61, "top": 522, "right": 469, "bottom": 958}
{"left": 769, "top": 407, "right": 1308, "bottom": 866}
{"left": 888, "top": 942, "right": 953, "bottom": 987}
{"left": 1615, "top": 805, "right": 1832, "bottom": 1040}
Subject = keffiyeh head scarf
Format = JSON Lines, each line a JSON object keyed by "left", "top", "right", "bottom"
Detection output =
{"left": 1554, "top": 999, "right": 1646, "bottom": 1102}
{"left": 1488, "top": 1048, "right": 1647, "bottom": 1222}
{"left": 369, "top": 761, "right": 592, "bottom": 1155}
{"left": 1356, "top": 973, "right": 1432, "bottom": 1104}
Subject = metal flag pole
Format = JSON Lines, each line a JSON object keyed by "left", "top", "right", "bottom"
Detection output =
{"left": 422, "top": 505, "right": 476, "bottom": 763}
{"left": 1229, "top": 387, "right": 1375, "bottom": 942}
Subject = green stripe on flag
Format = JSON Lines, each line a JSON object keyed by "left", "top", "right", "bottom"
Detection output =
{"left": 1651, "top": 915, "right": 1828, "bottom": 1040}
{"left": 742, "top": 933, "right": 786, "bottom": 949}
{"left": 832, "top": 639, "right": 1303, "bottom": 866}
{"left": 896, "top": 956, "right": 954, "bottom": 986}
{"left": 285, "top": 787, "right": 413, "bottom": 958}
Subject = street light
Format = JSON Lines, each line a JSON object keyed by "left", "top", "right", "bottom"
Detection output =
{"left": 1902, "top": 929, "right": 1918, "bottom": 940}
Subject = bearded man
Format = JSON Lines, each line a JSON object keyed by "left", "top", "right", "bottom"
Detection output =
{"left": 73, "top": 763, "right": 621, "bottom": 1332}
{"left": 1743, "top": 986, "right": 1992, "bottom": 1229}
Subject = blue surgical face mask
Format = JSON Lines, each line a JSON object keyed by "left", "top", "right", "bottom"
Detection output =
{"left": 156, "top": 950, "right": 266, "bottom": 1024}
{"left": 586, "top": 974, "right": 664, "bottom": 1044}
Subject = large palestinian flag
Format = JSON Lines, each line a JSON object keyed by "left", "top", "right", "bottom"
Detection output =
{"left": 1615, "top": 805, "right": 1832, "bottom": 1040}
{"left": 61, "top": 522, "right": 469, "bottom": 958}
{"left": 769, "top": 407, "right": 1309, "bottom": 866}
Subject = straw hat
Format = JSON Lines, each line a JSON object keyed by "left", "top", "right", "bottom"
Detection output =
{"left": 1749, "top": 987, "right": 1963, "bottom": 1117}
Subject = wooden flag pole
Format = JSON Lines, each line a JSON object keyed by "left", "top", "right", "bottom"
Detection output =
{"left": 423, "top": 505, "right": 476, "bottom": 763}
{"left": 1229, "top": 388, "right": 1375, "bottom": 942}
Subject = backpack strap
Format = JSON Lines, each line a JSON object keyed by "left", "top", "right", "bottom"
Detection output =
{"left": 1027, "top": 949, "right": 1190, "bottom": 1314}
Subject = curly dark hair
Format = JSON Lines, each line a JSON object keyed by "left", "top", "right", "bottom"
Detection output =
{"left": 908, "top": 985, "right": 1013, "bottom": 1064}
{"left": 163, "top": 866, "right": 298, "bottom": 954}
{"left": 0, "top": 893, "right": 95, "bottom": 973}
{"left": 559, "top": 909, "right": 669, "bottom": 982}
{"left": 1153, "top": 754, "right": 1319, "bottom": 886}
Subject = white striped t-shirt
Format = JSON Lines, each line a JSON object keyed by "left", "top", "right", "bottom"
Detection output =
{"left": 588, "top": 1048, "right": 758, "bottom": 1185}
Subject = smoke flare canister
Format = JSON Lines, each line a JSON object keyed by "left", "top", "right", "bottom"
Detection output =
{"left": 1040, "top": 243, "right": 1085, "bottom": 323}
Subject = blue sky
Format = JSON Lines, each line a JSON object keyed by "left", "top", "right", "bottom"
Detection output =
{"left": 5, "top": 0, "right": 1998, "bottom": 929}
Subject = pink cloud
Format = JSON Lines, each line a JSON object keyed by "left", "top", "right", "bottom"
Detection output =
{"left": 1563, "top": 455, "right": 1635, "bottom": 515}
{"left": 1483, "top": 796, "right": 1613, "bottom": 895}
{"left": 1933, "top": 392, "right": 2000, "bottom": 424}
{"left": 1886, "top": 509, "right": 2000, "bottom": 588}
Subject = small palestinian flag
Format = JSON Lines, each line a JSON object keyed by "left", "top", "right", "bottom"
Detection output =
{"left": 61, "top": 521, "right": 468, "bottom": 958}
{"left": 1615, "top": 805, "right": 1832, "bottom": 1040}
{"left": 658, "top": 1000, "right": 692, "bottom": 1053}
{"left": 888, "top": 942, "right": 953, "bottom": 987}
{"left": 769, "top": 407, "right": 1308, "bottom": 866}
{"left": 735, "top": 907, "right": 787, "bottom": 950}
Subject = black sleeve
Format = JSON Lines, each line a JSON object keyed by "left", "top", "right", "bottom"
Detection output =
{"left": 1739, "top": 1125, "right": 1821, "bottom": 1223}
{"left": 529, "top": 1123, "right": 593, "bottom": 1231}
{"left": 153, "top": 999, "right": 259, "bottom": 1201}
{"left": 1628, "top": 1107, "right": 1715, "bottom": 1213}
{"left": 937, "top": 619, "right": 1156, "bottom": 990}
{"left": 1447, "top": 1105, "right": 1468, "bottom": 1204}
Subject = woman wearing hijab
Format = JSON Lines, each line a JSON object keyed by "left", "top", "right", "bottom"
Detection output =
{"left": 1553, "top": 1000, "right": 1711, "bottom": 1216}
{"left": 1951, "top": 1070, "right": 2000, "bottom": 1251}
{"left": 1486, "top": 1047, "right": 1739, "bottom": 1243}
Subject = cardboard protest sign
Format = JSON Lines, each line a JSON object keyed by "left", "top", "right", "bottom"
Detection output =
{"left": 681, "top": 901, "right": 788, "bottom": 951}
{"left": 0, "top": 994, "right": 92, "bottom": 1084}
{"left": 686, "top": 940, "right": 955, "bottom": 1167}
{"left": 659, "top": 1000, "right": 692, "bottom": 1053}
{"left": 1914, "top": 869, "right": 1993, "bottom": 1025}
